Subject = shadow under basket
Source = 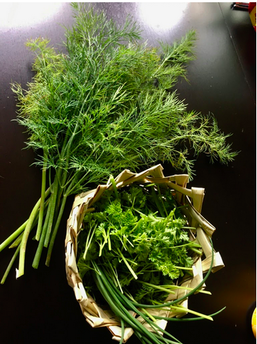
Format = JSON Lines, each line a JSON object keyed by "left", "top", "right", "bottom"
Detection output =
{"left": 65, "top": 164, "right": 224, "bottom": 342}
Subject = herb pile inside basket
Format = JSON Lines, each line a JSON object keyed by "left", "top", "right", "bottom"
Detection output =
{"left": 65, "top": 165, "right": 225, "bottom": 344}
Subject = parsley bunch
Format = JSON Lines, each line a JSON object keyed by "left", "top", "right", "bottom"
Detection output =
{"left": 77, "top": 183, "right": 201, "bottom": 304}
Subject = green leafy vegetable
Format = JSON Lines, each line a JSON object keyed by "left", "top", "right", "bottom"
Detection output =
{"left": 76, "top": 183, "right": 222, "bottom": 343}
{"left": 0, "top": 3, "right": 236, "bottom": 282}
{"left": 77, "top": 184, "right": 199, "bottom": 303}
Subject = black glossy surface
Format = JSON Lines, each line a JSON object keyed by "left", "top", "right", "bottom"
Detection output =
{"left": 0, "top": 3, "right": 255, "bottom": 344}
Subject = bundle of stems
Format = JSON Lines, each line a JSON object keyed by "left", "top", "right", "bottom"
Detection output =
{"left": 0, "top": 3, "right": 236, "bottom": 283}
{"left": 92, "top": 257, "right": 225, "bottom": 344}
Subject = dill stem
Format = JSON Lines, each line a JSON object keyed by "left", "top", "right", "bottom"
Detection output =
{"left": 43, "top": 169, "right": 63, "bottom": 248}
{"left": 32, "top": 211, "right": 50, "bottom": 269}
{"left": 1, "top": 244, "right": 21, "bottom": 284}
{"left": 45, "top": 193, "right": 68, "bottom": 266}
{"left": 43, "top": 120, "right": 81, "bottom": 250}
{"left": 0, "top": 220, "right": 28, "bottom": 252}
{"left": 42, "top": 121, "right": 76, "bottom": 249}
{"left": 45, "top": 156, "right": 79, "bottom": 266}
{"left": 32, "top": 193, "right": 54, "bottom": 269}
{"left": 17, "top": 195, "right": 46, "bottom": 278}
{"left": 44, "top": 166, "right": 78, "bottom": 266}
{"left": 35, "top": 150, "right": 48, "bottom": 241}
{"left": 0, "top": 189, "right": 49, "bottom": 253}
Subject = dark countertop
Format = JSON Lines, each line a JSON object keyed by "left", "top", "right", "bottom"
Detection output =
{"left": 0, "top": 3, "right": 255, "bottom": 344}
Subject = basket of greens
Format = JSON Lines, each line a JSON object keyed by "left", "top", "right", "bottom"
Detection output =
{"left": 65, "top": 164, "right": 224, "bottom": 343}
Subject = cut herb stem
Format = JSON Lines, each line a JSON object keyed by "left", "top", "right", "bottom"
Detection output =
{"left": 35, "top": 149, "right": 48, "bottom": 241}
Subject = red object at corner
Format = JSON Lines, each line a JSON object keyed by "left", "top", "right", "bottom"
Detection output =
{"left": 249, "top": 2, "right": 256, "bottom": 30}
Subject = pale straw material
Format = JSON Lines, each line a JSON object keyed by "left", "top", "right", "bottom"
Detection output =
{"left": 65, "top": 164, "right": 224, "bottom": 342}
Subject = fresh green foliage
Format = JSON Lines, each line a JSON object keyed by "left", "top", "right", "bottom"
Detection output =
{"left": 77, "top": 183, "right": 223, "bottom": 343}
{"left": 1, "top": 3, "right": 236, "bottom": 282}
{"left": 77, "top": 183, "right": 201, "bottom": 305}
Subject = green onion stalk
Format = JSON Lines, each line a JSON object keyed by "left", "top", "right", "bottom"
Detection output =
{"left": 90, "top": 240, "right": 225, "bottom": 344}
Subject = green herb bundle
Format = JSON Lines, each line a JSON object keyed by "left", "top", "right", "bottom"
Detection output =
{"left": 77, "top": 183, "right": 201, "bottom": 302}
{"left": 76, "top": 182, "right": 222, "bottom": 343}
{"left": 0, "top": 3, "right": 236, "bottom": 282}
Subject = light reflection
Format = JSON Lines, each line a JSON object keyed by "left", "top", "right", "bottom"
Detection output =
{"left": 0, "top": 3, "right": 65, "bottom": 29}
{"left": 137, "top": 2, "right": 188, "bottom": 32}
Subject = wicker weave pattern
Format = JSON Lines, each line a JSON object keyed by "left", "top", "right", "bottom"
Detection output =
{"left": 65, "top": 164, "right": 224, "bottom": 342}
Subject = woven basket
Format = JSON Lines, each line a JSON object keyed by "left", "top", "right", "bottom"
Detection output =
{"left": 65, "top": 164, "right": 224, "bottom": 342}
